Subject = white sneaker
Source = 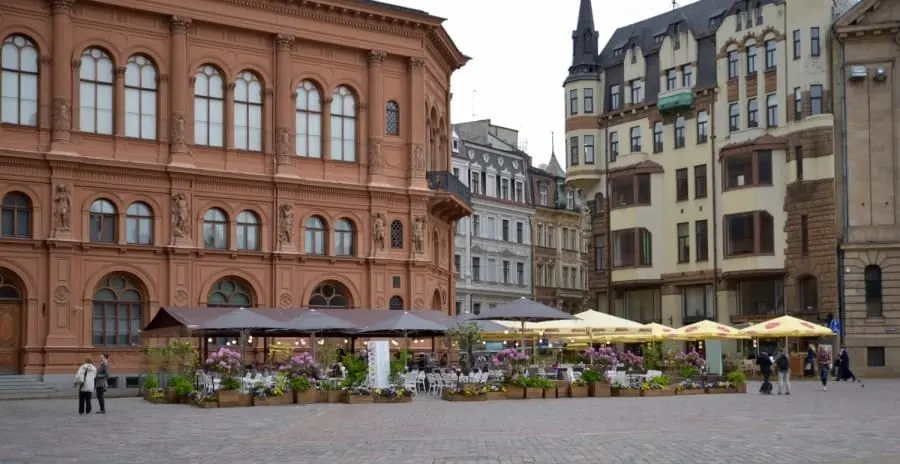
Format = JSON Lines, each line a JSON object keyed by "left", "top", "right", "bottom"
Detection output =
{"left": 823, "top": 386, "right": 827, "bottom": 391}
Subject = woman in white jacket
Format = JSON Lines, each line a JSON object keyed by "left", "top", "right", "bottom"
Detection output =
{"left": 74, "top": 358, "right": 97, "bottom": 415}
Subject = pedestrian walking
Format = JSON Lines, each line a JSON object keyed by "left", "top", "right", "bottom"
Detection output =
{"left": 756, "top": 351, "right": 773, "bottom": 394}
{"left": 95, "top": 353, "right": 110, "bottom": 414}
{"left": 837, "top": 347, "right": 864, "bottom": 387}
{"left": 817, "top": 345, "right": 832, "bottom": 391}
{"left": 805, "top": 345, "right": 816, "bottom": 377}
{"left": 774, "top": 348, "right": 791, "bottom": 395}
{"left": 74, "top": 358, "right": 97, "bottom": 415}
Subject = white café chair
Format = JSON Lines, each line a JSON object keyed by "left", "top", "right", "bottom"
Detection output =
{"left": 416, "top": 371, "right": 427, "bottom": 392}
{"left": 403, "top": 372, "right": 418, "bottom": 395}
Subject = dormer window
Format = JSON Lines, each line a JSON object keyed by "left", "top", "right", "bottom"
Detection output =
{"left": 736, "top": 10, "right": 743, "bottom": 32}
{"left": 654, "top": 35, "right": 664, "bottom": 45}
{"left": 630, "top": 44, "right": 637, "bottom": 64}
{"left": 709, "top": 17, "right": 718, "bottom": 29}
{"left": 755, "top": 3, "right": 763, "bottom": 25}
{"left": 673, "top": 24, "right": 681, "bottom": 49}
{"left": 613, "top": 48, "right": 624, "bottom": 57}
{"left": 452, "top": 138, "right": 459, "bottom": 152}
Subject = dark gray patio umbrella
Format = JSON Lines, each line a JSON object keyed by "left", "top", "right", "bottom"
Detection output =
{"left": 274, "top": 309, "right": 359, "bottom": 359}
{"left": 356, "top": 311, "right": 449, "bottom": 337}
{"left": 469, "top": 297, "right": 575, "bottom": 354}
{"left": 456, "top": 313, "right": 512, "bottom": 333}
{"left": 199, "top": 307, "right": 282, "bottom": 331}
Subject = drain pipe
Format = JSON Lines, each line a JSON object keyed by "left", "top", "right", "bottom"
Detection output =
{"left": 603, "top": 115, "right": 612, "bottom": 316}
{"left": 837, "top": 38, "right": 849, "bottom": 344}
{"left": 709, "top": 96, "right": 719, "bottom": 321}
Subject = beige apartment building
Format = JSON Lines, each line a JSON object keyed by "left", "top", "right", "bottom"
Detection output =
{"left": 530, "top": 154, "right": 592, "bottom": 313}
{"left": 564, "top": 0, "right": 837, "bottom": 351}
{"left": 832, "top": 0, "right": 900, "bottom": 375}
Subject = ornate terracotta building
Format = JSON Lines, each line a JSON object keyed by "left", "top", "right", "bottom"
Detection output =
{"left": 0, "top": 0, "right": 470, "bottom": 382}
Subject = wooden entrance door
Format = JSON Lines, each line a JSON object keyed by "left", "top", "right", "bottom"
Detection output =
{"left": 0, "top": 302, "right": 21, "bottom": 374}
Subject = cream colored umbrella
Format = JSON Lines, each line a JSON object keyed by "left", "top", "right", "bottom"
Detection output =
{"left": 613, "top": 322, "right": 677, "bottom": 342}
{"left": 665, "top": 320, "right": 750, "bottom": 341}
{"left": 740, "top": 315, "right": 834, "bottom": 338}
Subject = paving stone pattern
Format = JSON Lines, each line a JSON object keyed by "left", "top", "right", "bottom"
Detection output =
{"left": 0, "top": 380, "right": 896, "bottom": 464}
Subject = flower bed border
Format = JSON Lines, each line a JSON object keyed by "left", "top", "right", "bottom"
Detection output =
{"left": 253, "top": 394, "right": 293, "bottom": 406}
{"left": 568, "top": 385, "right": 588, "bottom": 398}
{"left": 641, "top": 388, "right": 675, "bottom": 397}
{"left": 326, "top": 390, "right": 343, "bottom": 403}
{"left": 524, "top": 387, "right": 543, "bottom": 399}
{"left": 217, "top": 390, "right": 253, "bottom": 408}
{"left": 676, "top": 388, "right": 706, "bottom": 396}
{"left": 506, "top": 385, "right": 525, "bottom": 399}
{"left": 613, "top": 388, "right": 641, "bottom": 397}
{"left": 195, "top": 400, "right": 219, "bottom": 408}
{"left": 442, "top": 391, "right": 487, "bottom": 401}
{"left": 589, "top": 383, "right": 612, "bottom": 397}
{"left": 295, "top": 390, "right": 317, "bottom": 404}
{"left": 707, "top": 387, "right": 741, "bottom": 394}
{"left": 374, "top": 396, "right": 412, "bottom": 403}
{"left": 342, "top": 393, "right": 374, "bottom": 404}
{"left": 485, "top": 391, "right": 507, "bottom": 401}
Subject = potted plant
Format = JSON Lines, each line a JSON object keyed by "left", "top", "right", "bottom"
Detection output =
{"left": 251, "top": 375, "right": 292, "bottom": 406}
{"left": 205, "top": 347, "right": 247, "bottom": 407}
{"left": 536, "top": 378, "right": 557, "bottom": 399}
{"left": 674, "top": 349, "right": 705, "bottom": 380}
{"left": 483, "top": 383, "right": 508, "bottom": 401}
{"left": 580, "top": 369, "right": 610, "bottom": 397}
{"left": 523, "top": 376, "right": 544, "bottom": 399}
{"left": 442, "top": 384, "right": 487, "bottom": 401}
{"left": 568, "top": 378, "right": 588, "bottom": 398}
{"left": 341, "top": 385, "right": 374, "bottom": 404}
{"left": 324, "top": 383, "right": 343, "bottom": 403}
{"left": 493, "top": 348, "right": 529, "bottom": 399}
{"left": 674, "top": 380, "right": 705, "bottom": 395}
{"left": 726, "top": 371, "right": 747, "bottom": 393}
{"left": 705, "top": 380, "right": 736, "bottom": 394}
{"left": 167, "top": 375, "right": 195, "bottom": 403}
{"left": 215, "top": 376, "right": 249, "bottom": 407}
{"left": 611, "top": 380, "right": 640, "bottom": 397}
{"left": 291, "top": 376, "right": 316, "bottom": 404}
{"left": 640, "top": 375, "right": 674, "bottom": 397}
{"left": 374, "top": 386, "right": 414, "bottom": 403}
{"left": 142, "top": 375, "right": 164, "bottom": 403}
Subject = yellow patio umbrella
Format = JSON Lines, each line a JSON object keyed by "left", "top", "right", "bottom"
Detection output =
{"left": 740, "top": 315, "right": 834, "bottom": 338}
{"left": 665, "top": 320, "right": 750, "bottom": 341}
{"left": 615, "top": 322, "right": 676, "bottom": 342}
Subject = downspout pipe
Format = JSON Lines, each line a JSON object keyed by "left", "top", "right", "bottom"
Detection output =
{"left": 709, "top": 97, "right": 719, "bottom": 322}
{"left": 837, "top": 37, "right": 849, "bottom": 344}
{"left": 603, "top": 116, "right": 612, "bottom": 316}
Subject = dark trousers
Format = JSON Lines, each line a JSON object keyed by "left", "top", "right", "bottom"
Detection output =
{"left": 96, "top": 387, "right": 106, "bottom": 412}
{"left": 819, "top": 366, "right": 829, "bottom": 386}
{"left": 78, "top": 391, "right": 92, "bottom": 414}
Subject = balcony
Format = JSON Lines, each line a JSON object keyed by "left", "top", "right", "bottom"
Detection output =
{"left": 426, "top": 171, "right": 474, "bottom": 222}
{"left": 565, "top": 164, "right": 602, "bottom": 192}
{"left": 657, "top": 88, "right": 695, "bottom": 114}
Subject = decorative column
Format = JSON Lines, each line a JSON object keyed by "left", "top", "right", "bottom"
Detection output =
{"left": 225, "top": 83, "right": 235, "bottom": 149}
{"left": 169, "top": 16, "right": 192, "bottom": 165}
{"left": 50, "top": 0, "right": 75, "bottom": 149}
{"left": 113, "top": 66, "right": 126, "bottom": 153}
{"left": 407, "top": 57, "right": 427, "bottom": 189}
{"left": 367, "top": 50, "right": 387, "bottom": 183}
{"left": 321, "top": 96, "right": 332, "bottom": 160}
{"left": 274, "top": 34, "right": 294, "bottom": 167}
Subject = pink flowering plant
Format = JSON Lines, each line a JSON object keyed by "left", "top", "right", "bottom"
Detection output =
{"left": 582, "top": 346, "right": 618, "bottom": 370}
{"left": 674, "top": 349, "right": 706, "bottom": 378}
{"left": 492, "top": 348, "right": 529, "bottom": 379}
{"left": 279, "top": 351, "right": 318, "bottom": 379}
{"left": 205, "top": 347, "right": 242, "bottom": 376}
{"left": 621, "top": 350, "right": 644, "bottom": 370}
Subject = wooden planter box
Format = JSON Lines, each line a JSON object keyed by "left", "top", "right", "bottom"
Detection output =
{"left": 342, "top": 393, "right": 374, "bottom": 404}
{"left": 485, "top": 391, "right": 507, "bottom": 401}
{"left": 315, "top": 391, "right": 328, "bottom": 403}
{"left": 144, "top": 395, "right": 168, "bottom": 404}
{"left": 676, "top": 388, "right": 706, "bottom": 396}
{"left": 442, "top": 391, "right": 486, "bottom": 401}
{"left": 326, "top": 390, "right": 343, "bottom": 403}
{"left": 568, "top": 385, "right": 588, "bottom": 398}
{"left": 543, "top": 387, "right": 558, "bottom": 399}
{"left": 165, "top": 388, "right": 178, "bottom": 404}
{"left": 707, "top": 387, "right": 740, "bottom": 394}
{"left": 195, "top": 401, "right": 219, "bottom": 408}
{"left": 506, "top": 386, "right": 525, "bottom": 399}
{"left": 373, "top": 396, "right": 412, "bottom": 404}
{"left": 641, "top": 388, "right": 675, "bottom": 397}
{"left": 613, "top": 388, "right": 641, "bottom": 397}
{"left": 253, "top": 394, "right": 293, "bottom": 406}
{"left": 524, "top": 387, "right": 543, "bottom": 399}
{"left": 217, "top": 390, "right": 253, "bottom": 408}
{"left": 295, "top": 390, "right": 316, "bottom": 405}
{"left": 734, "top": 384, "right": 747, "bottom": 393}
{"left": 589, "top": 383, "right": 612, "bottom": 397}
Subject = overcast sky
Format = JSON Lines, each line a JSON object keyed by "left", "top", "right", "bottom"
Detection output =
{"left": 391, "top": 0, "right": 690, "bottom": 167}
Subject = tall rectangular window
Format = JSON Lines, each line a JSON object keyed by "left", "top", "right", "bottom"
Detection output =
{"left": 584, "top": 135, "right": 595, "bottom": 164}
{"left": 746, "top": 44, "right": 757, "bottom": 74}
{"left": 609, "top": 84, "right": 621, "bottom": 110}
{"left": 695, "top": 220, "right": 708, "bottom": 262}
{"left": 569, "top": 89, "right": 578, "bottom": 115}
{"left": 676, "top": 168, "right": 689, "bottom": 201}
{"left": 810, "top": 27, "right": 821, "bottom": 57}
{"left": 694, "top": 164, "right": 707, "bottom": 199}
{"left": 697, "top": 111, "right": 708, "bottom": 143}
{"left": 677, "top": 222, "right": 690, "bottom": 263}
{"left": 765, "top": 39, "right": 777, "bottom": 69}
{"left": 766, "top": 93, "right": 778, "bottom": 128}
{"left": 666, "top": 69, "right": 677, "bottom": 90}
{"left": 792, "top": 29, "right": 801, "bottom": 59}
{"left": 472, "top": 257, "right": 481, "bottom": 281}
{"left": 653, "top": 122, "right": 663, "bottom": 153}
{"left": 728, "top": 50, "right": 739, "bottom": 79}
{"left": 569, "top": 136, "right": 579, "bottom": 166}
{"left": 609, "top": 132, "right": 619, "bottom": 161}
{"left": 729, "top": 103, "right": 740, "bottom": 132}
{"left": 747, "top": 98, "right": 758, "bottom": 128}
{"left": 583, "top": 88, "right": 593, "bottom": 113}
{"left": 630, "top": 126, "right": 641, "bottom": 152}
{"left": 794, "top": 87, "right": 803, "bottom": 121}
{"left": 516, "top": 222, "right": 524, "bottom": 243}
{"left": 594, "top": 234, "right": 605, "bottom": 270}
{"left": 631, "top": 79, "right": 643, "bottom": 104}
{"left": 682, "top": 65, "right": 693, "bottom": 87}
{"left": 795, "top": 145, "right": 804, "bottom": 180}
{"left": 810, "top": 84, "right": 823, "bottom": 115}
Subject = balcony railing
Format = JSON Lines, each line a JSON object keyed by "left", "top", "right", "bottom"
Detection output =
{"left": 427, "top": 171, "right": 472, "bottom": 208}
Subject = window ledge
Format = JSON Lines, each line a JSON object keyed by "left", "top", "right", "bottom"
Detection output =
{"left": 864, "top": 316, "right": 886, "bottom": 324}
{"left": 610, "top": 203, "right": 653, "bottom": 211}
{"left": 723, "top": 252, "right": 776, "bottom": 260}
{"left": 611, "top": 264, "right": 654, "bottom": 270}
{"left": 722, "top": 183, "right": 774, "bottom": 192}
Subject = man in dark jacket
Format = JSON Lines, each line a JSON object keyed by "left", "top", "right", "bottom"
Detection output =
{"left": 756, "top": 352, "right": 773, "bottom": 394}
{"left": 774, "top": 349, "right": 791, "bottom": 395}
{"left": 95, "top": 353, "right": 109, "bottom": 414}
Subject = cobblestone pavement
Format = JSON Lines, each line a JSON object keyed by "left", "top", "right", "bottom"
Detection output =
{"left": 0, "top": 379, "right": 897, "bottom": 464}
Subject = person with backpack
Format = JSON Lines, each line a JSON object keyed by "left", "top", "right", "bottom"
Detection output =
{"left": 817, "top": 345, "right": 832, "bottom": 391}
{"left": 774, "top": 348, "right": 791, "bottom": 395}
{"left": 756, "top": 351, "right": 773, "bottom": 394}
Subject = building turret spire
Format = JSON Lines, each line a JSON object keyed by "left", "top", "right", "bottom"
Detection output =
{"left": 570, "top": 0, "right": 599, "bottom": 75}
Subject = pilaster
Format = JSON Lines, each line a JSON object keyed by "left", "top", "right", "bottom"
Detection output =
{"left": 408, "top": 57, "right": 427, "bottom": 189}
{"left": 50, "top": 0, "right": 75, "bottom": 151}
{"left": 367, "top": 50, "right": 387, "bottom": 184}
{"left": 169, "top": 16, "right": 193, "bottom": 166}
{"left": 275, "top": 34, "right": 295, "bottom": 168}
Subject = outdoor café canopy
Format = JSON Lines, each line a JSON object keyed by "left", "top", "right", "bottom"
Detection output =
{"left": 497, "top": 309, "right": 649, "bottom": 337}
{"left": 613, "top": 322, "right": 676, "bottom": 342}
{"left": 740, "top": 315, "right": 834, "bottom": 338}
{"left": 665, "top": 319, "right": 750, "bottom": 341}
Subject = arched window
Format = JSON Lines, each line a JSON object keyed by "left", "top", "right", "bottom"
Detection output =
{"left": 236, "top": 210, "right": 260, "bottom": 251}
{"left": 330, "top": 86, "right": 356, "bottom": 161}
{"left": 89, "top": 199, "right": 117, "bottom": 242}
{"left": 207, "top": 278, "right": 252, "bottom": 307}
{"left": 194, "top": 65, "right": 224, "bottom": 147}
{"left": 0, "top": 35, "right": 39, "bottom": 126}
{"left": 125, "top": 202, "right": 152, "bottom": 245}
{"left": 308, "top": 282, "right": 349, "bottom": 308}
{"left": 385, "top": 100, "right": 400, "bottom": 136}
{"left": 92, "top": 275, "right": 143, "bottom": 346}
{"left": 233, "top": 71, "right": 262, "bottom": 151}
{"left": 0, "top": 272, "right": 20, "bottom": 300}
{"left": 1, "top": 191, "right": 32, "bottom": 238}
{"left": 389, "top": 295, "right": 403, "bottom": 310}
{"left": 390, "top": 220, "right": 403, "bottom": 249}
{"left": 334, "top": 218, "right": 355, "bottom": 256}
{"left": 203, "top": 208, "right": 228, "bottom": 249}
{"left": 864, "top": 265, "right": 883, "bottom": 317}
{"left": 124, "top": 55, "right": 157, "bottom": 139}
{"left": 304, "top": 216, "right": 326, "bottom": 255}
{"left": 295, "top": 80, "right": 322, "bottom": 158}
{"left": 79, "top": 47, "right": 114, "bottom": 134}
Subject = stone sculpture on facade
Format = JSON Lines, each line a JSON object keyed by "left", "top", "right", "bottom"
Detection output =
{"left": 170, "top": 114, "right": 186, "bottom": 145}
{"left": 369, "top": 139, "right": 384, "bottom": 168}
{"left": 52, "top": 184, "right": 72, "bottom": 232}
{"left": 413, "top": 216, "right": 426, "bottom": 252}
{"left": 275, "top": 127, "right": 291, "bottom": 160}
{"left": 51, "top": 98, "right": 71, "bottom": 140}
{"left": 171, "top": 192, "right": 191, "bottom": 238}
{"left": 373, "top": 213, "right": 386, "bottom": 250}
{"left": 278, "top": 203, "right": 294, "bottom": 244}
{"left": 412, "top": 143, "right": 425, "bottom": 174}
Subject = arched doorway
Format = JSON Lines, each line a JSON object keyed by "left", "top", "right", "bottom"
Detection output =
{"left": 431, "top": 289, "right": 442, "bottom": 311}
{"left": 308, "top": 281, "right": 351, "bottom": 308}
{"left": 206, "top": 277, "right": 256, "bottom": 344}
{"left": 0, "top": 269, "right": 24, "bottom": 374}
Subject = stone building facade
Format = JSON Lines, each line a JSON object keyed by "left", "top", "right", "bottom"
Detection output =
{"left": 0, "top": 0, "right": 469, "bottom": 382}
{"left": 530, "top": 154, "right": 592, "bottom": 313}
{"left": 452, "top": 121, "right": 534, "bottom": 314}
{"left": 832, "top": 0, "right": 900, "bottom": 375}
{"left": 564, "top": 0, "right": 837, "bottom": 342}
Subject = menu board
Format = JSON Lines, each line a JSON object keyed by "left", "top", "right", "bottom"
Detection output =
{"left": 367, "top": 341, "right": 390, "bottom": 388}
